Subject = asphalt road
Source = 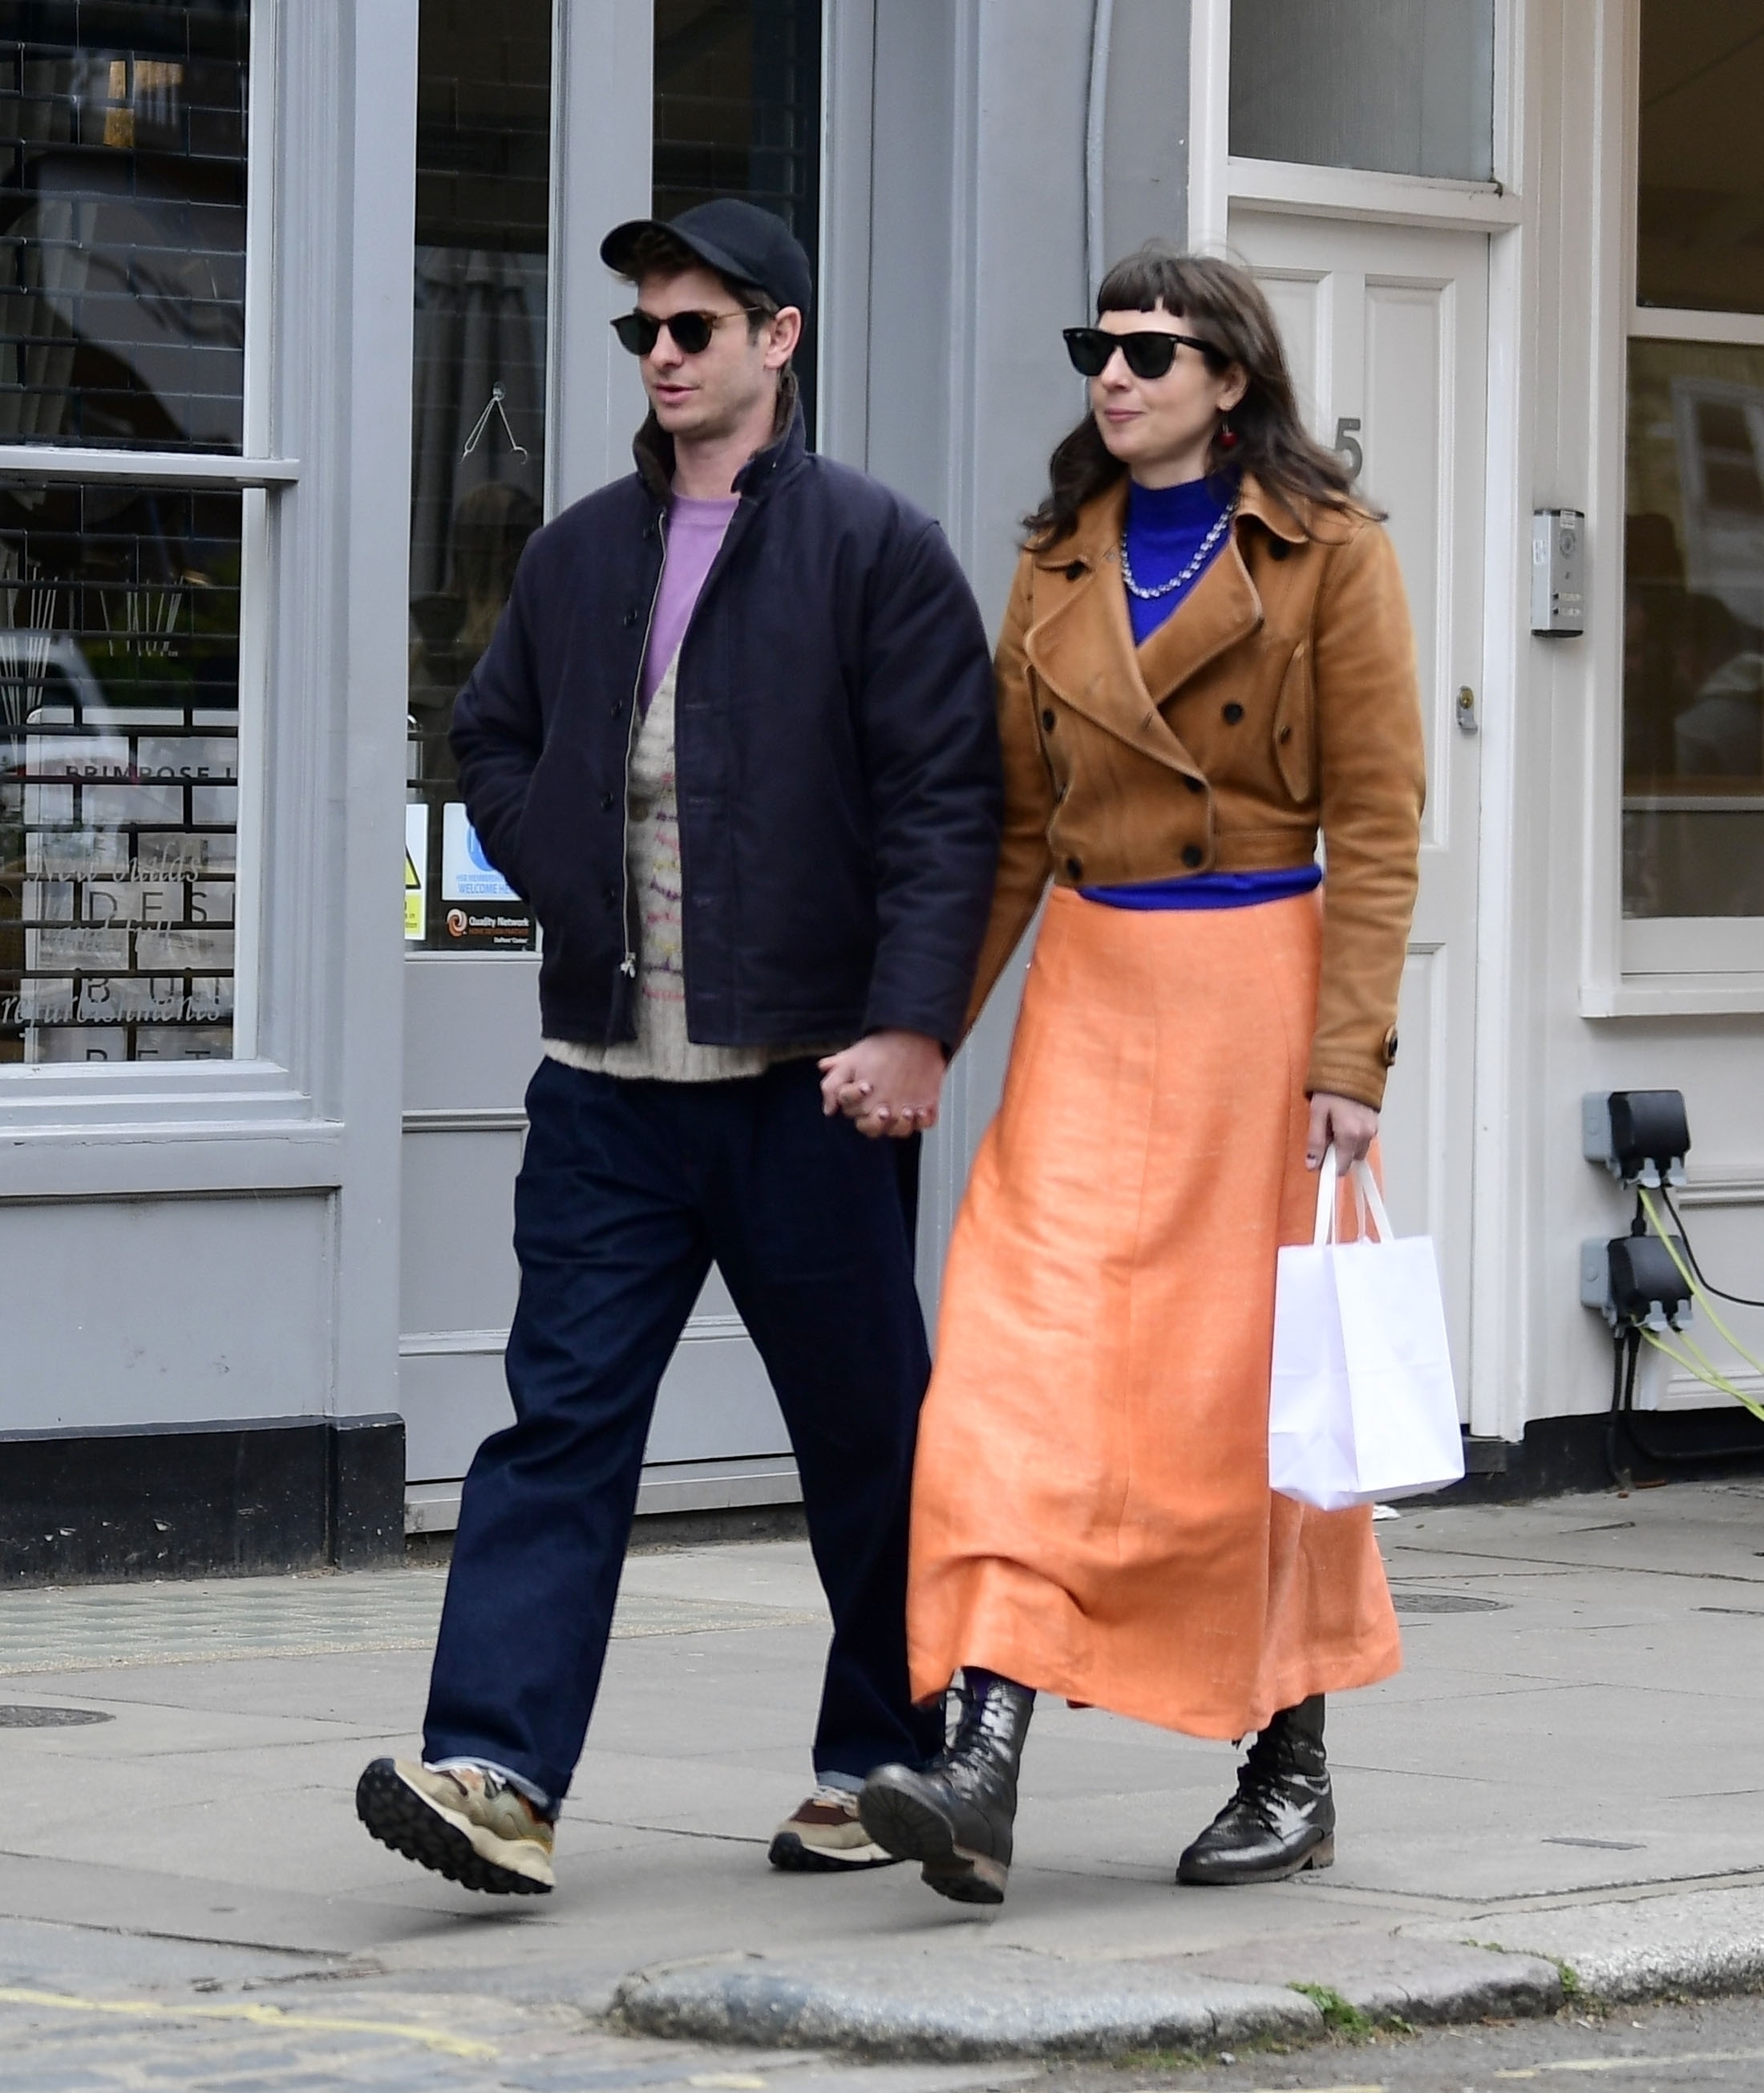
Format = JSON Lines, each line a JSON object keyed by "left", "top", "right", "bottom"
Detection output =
{"left": 1100, "top": 1992, "right": 1764, "bottom": 2092}
{"left": 6, "top": 1978, "right": 1764, "bottom": 2091}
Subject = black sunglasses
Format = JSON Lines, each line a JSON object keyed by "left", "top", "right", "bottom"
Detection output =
{"left": 612, "top": 307, "right": 759, "bottom": 358}
{"left": 1062, "top": 326, "right": 1218, "bottom": 380}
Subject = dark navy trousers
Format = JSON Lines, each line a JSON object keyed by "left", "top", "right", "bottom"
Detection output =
{"left": 423, "top": 1055, "right": 945, "bottom": 1808}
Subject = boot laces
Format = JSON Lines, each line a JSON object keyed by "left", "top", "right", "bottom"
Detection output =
{"left": 1230, "top": 1723, "right": 1321, "bottom": 1833}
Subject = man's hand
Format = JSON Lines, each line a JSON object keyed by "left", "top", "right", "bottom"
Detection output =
{"left": 819, "top": 1030, "right": 946, "bottom": 1140}
{"left": 1306, "top": 1091, "right": 1379, "bottom": 1169}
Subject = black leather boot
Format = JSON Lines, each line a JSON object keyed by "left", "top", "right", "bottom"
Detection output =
{"left": 858, "top": 1672, "right": 1034, "bottom": 1905}
{"left": 1176, "top": 1694, "right": 1334, "bottom": 1885}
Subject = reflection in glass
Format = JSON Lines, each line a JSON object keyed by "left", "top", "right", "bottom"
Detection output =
{"left": 1229, "top": 0, "right": 1495, "bottom": 183}
{"left": 653, "top": 0, "right": 822, "bottom": 436}
{"left": 0, "top": 2, "right": 249, "bottom": 449}
{"left": 407, "top": 0, "right": 549, "bottom": 953}
{"left": 0, "top": 484, "right": 242, "bottom": 1061}
{"left": 1638, "top": 1, "right": 1764, "bottom": 316}
{"left": 1624, "top": 340, "right": 1764, "bottom": 918}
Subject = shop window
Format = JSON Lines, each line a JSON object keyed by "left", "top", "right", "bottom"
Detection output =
{"left": 0, "top": 484, "right": 241, "bottom": 1062}
{"left": 0, "top": 2, "right": 251, "bottom": 1065}
{"left": 653, "top": 0, "right": 822, "bottom": 436}
{"left": 1637, "top": 0, "right": 1764, "bottom": 316}
{"left": 406, "top": 0, "right": 550, "bottom": 955}
{"left": 0, "top": 3, "right": 248, "bottom": 448}
{"left": 1229, "top": 0, "right": 1495, "bottom": 184}
{"left": 1623, "top": 343, "right": 1764, "bottom": 919}
{"left": 1624, "top": 6, "right": 1764, "bottom": 931}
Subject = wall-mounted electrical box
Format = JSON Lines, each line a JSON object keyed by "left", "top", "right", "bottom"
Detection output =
{"left": 1583, "top": 1090, "right": 1690, "bottom": 1187}
{"left": 1531, "top": 508, "right": 1584, "bottom": 635}
{"left": 1580, "top": 1235, "right": 1693, "bottom": 1332}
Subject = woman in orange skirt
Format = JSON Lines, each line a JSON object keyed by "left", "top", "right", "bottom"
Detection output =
{"left": 852, "top": 249, "right": 1425, "bottom": 1904}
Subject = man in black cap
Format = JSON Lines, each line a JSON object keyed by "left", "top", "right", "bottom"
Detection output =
{"left": 355, "top": 200, "right": 1000, "bottom": 1895}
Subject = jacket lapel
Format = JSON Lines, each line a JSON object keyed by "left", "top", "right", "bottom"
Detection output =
{"left": 1024, "top": 478, "right": 1270, "bottom": 773}
{"left": 1134, "top": 533, "right": 1263, "bottom": 708}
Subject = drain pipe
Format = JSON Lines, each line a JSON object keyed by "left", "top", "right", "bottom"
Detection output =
{"left": 1085, "top": 0, "right": 1115, "bottom": 313}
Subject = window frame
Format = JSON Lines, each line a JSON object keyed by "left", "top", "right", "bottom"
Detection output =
{"left": 1188, "top": 0, "right": 1523, "bottom": 244}
{"left": 0, "top": 0, "right": 303, "bottom": 1103}
{"left": 1584, "top": 0, "right": 1764, "bottom": 1012}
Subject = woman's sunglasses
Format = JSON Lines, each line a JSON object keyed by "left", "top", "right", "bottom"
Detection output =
{"left": 1062, "top": 326, "right": 1218, "bottom": 380}
{"left": 612, "top": 307, "right": 758, "bottom": 358}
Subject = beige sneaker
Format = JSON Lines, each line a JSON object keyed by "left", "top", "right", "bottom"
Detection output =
{"left": 356, "top": 1757, "right": 554, "bottom": 1894}
{"left": 768, "top": 1783, "right": 902, "bottom": 1872}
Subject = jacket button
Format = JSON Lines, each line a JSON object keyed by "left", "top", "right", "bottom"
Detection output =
{"left": 599, "top": 791, "right": 616, "bottom": 812}
{"left": 601, "top": 882, "right": 619, "bottom": 906}
{"left": 1041, "top": 708, "right": 1056, "bottom": 732}
{"left": 609, "top": 700, "right": 623, "bottom": 719}
{"left": 1183, "top": 773, "right": 1204, "bottom": 795}
{"left": 1223, "top": 702, "right": 1244, "bottom": 724}
{"left": 1278, "top": 724, "right": 1293, "bottom": 743}
{"left": 1056, "top": 783, "right": 1069, "bottom": 803}
{"left": 1384, "top": 1027, "right": 1400, "bottom": 1067}
{"left": 622, "top": 607, "right": 640, "bottom": 628}
{"left": 1182, "top": 844, "right": 1204, "bottom": 868}
{"left": 1066, "top": 855, "right": 1083, "bottom": 879}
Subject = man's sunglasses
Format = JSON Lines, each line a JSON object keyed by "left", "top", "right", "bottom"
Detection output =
{"left": 612, "top": 307, "right": 758, "bottom": 358}
{"left": 1062, "top": 326, "right": 1218, "bottom": 380}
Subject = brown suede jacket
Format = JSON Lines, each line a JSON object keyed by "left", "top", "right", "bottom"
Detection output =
{"left": 967, "top": 472, "right": 1425, "bottom": 1110}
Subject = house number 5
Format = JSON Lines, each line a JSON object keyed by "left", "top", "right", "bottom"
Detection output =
{"left": 1333, "top": 415, "right": 1363, "bottom": 479}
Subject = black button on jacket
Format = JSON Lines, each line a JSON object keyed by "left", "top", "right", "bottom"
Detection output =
{"left": 451, "top": 408, "right": 1002, "bottom": 1053}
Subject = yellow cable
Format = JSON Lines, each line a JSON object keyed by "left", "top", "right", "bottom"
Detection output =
{"left": 1637, "top": 1328, "right": 1764, "bottom": 1424}
{"left": 1637, "top": 1185, "right": 1764, "bottom": 1391}
{"left": 1681, "top": 1330, "right": 1764, "bottom": 1427}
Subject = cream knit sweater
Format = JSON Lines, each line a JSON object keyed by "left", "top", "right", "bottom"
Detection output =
{"left": 543, "top": 653, "right": 829, "bottom": 1083}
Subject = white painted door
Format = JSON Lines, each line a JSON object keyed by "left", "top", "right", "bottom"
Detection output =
{"left": 1229, "top": 208, "right": 1487, "bottom": 1406}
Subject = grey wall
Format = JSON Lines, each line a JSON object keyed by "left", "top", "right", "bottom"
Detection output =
{"left": 861, "top": 0, "right": 1192, "bottom": 1310}
{"left": 2, "top": 1194, "right": 334, "bottom": 1432}
{"left": 1104, "top": 0, "right": 1192, "bottom": 261}
{"left": 865, "top": 0, "right": 1192, "bottom": 624}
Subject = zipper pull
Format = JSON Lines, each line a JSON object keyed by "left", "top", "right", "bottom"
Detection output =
{"left": 620, "top": 953, "right": 637, "bottom": 978}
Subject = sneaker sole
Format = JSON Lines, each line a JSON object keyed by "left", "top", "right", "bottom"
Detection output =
{"left": 767, "top": 1830, "right": 903, "bottom": 1872}
{"left": 857, "top": 1780, "right": 1008, "bottom": 1905}
{"left": 355, "top": 1759, "right": 552, "bottom": 1897}
{"left": 1176, "top": 1833, "right": 1334, "bottom": 1887}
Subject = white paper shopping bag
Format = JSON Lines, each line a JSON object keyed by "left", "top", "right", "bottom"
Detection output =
{"left": 1269, "top": 1149, "right": 1463, "bottom": 1512}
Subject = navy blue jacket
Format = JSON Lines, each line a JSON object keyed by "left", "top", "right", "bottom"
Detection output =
{"left": 450, "top": 409, "right": 1001, "bottom": 1052}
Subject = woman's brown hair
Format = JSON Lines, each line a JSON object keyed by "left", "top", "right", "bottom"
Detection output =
{"left": 1025, "top": 245, "right": 1377, "bottom": 549}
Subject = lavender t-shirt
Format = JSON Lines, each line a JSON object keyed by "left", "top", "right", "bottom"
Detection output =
{"left": 640, "top": 493, "right": 740, "bottom": 712}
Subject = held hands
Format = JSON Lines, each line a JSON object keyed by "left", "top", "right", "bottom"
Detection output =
{"left": 1306, "top": 1091, "right": 1379, "bottom": 1170}
{"left": 819, "top": 1030, "right": 946, "bottom": 1140}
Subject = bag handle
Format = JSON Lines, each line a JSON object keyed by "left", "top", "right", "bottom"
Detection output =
{"left": 1311, "top": 1144, "right": 1340, "bottom": 1245}
{"left": 1350, "top": 1156, "right": 1394, "bottom": 1242}
{"left": 1310, "top": 1148, "right": 1395, "bottom": 1246}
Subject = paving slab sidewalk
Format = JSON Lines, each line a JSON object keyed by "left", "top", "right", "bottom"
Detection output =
{"left": 3, "top": 1482, "right": 1764, "bottom": 2071}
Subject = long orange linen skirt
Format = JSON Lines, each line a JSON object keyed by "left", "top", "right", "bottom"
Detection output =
{"left": 908, "top": 885, "right": 1402, "bottom": 1739}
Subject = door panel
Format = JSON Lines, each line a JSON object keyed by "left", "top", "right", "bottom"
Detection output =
{"left": 1231, "top": 210, "right": 1487, "bottom": 1405}
{"left": 394, "top": 3, "right": 812, "bottom": 1515}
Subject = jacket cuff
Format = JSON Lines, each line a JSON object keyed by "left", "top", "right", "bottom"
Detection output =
{"left": 1303, "top": 1061, "right": 1388, "bottom": 1112}
{"left": 1306, "top": 1020, "right": 1399, "bottom": 1114}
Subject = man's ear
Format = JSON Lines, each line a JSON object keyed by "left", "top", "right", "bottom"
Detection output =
{"left": 764, "top": 306, "right": 804, "bottom": 370}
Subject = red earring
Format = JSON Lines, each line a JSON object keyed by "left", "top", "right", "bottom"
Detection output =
{"left": 1218, "top": 422, "right": 1240, "bottom": 451}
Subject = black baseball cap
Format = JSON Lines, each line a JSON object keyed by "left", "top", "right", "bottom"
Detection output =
{"left": 601, "top": 198, "right": 813, "bottom": 320}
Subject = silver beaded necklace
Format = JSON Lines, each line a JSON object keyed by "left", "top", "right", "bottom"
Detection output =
{"left": 1119, "top": 496, "right": 1238, "bottom": 601}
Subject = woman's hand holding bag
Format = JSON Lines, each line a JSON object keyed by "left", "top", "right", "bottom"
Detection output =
{"left": 1268, "top": 1147, "right": 1464, "bottom": 1512}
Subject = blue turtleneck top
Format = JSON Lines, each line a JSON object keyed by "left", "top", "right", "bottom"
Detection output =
{"left": 1079, "top": 473, "right": 1322, "bottom": 913}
